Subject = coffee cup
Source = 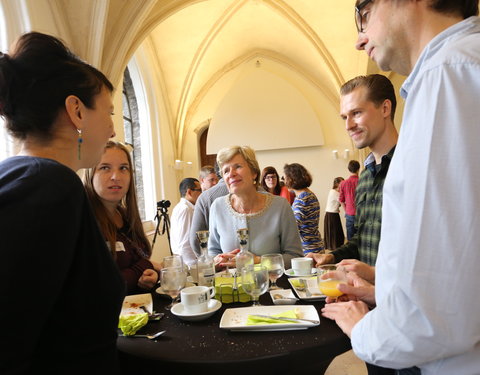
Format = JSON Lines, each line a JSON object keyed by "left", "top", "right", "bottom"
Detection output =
{"left": 291, "top": 257, "right": 313, "bottom": 275}
{"left": 180, "top": 285, "right": 215, "bottom": 314}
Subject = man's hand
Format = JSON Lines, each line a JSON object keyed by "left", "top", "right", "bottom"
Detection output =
{"left": 337, "top": 259, "right": 375, "bottom": 284}
{"left": 321, "top": 300, "right": 370, "bottom": 337}
{"left": 326, "top": 271, "right": 376, "bottom": 307}
{"left": 306, "top": 252, "right": 335, "bottom": 267}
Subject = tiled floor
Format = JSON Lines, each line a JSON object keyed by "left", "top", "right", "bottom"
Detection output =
{"left": 325, "top": 350, "right": 368, "bottom": 375}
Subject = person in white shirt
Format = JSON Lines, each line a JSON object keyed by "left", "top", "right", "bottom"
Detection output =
{"left": 170, "top": 178, "right": 202, "bottom": 266}
{"left": 323, "top": 177, "right": 344, "bottom": 251}
{"left": 322, "top": 1, "right": 480, "bottom": 374}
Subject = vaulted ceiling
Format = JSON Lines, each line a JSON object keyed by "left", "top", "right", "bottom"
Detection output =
{"left": 106, "top": 0, "right": 377, "bottom": 156}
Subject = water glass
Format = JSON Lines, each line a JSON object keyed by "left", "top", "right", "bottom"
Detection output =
{"left": 163, "top": 254, "right": 184, "bottom": 269}
{"left": 260, "top": 254, "right": 284, "bottom": 290}
{"left": 160, "top": 267, "right": 187, "bottom": 310}
{"left": 241, "top": 265, "right": 269, "bottom": 306}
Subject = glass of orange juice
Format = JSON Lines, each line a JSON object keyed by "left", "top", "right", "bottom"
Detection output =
{"left": 317, "top": 264, "right": 347, "bottom": 302}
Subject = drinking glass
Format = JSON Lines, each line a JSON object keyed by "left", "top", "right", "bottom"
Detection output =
{"left": 163, "top": 254, "right": 183, "bottom": 269}
{"left": 241, "top": 265, "right": 269, "bottom": 306}
{"left": 260, "top": 254, "right": 284, "bottom": 290}
{"left": 316, "top": 264, "right": 347, "bottom": 302}
{"left": 160, "top": 267, "right": 187, "bottom": 310}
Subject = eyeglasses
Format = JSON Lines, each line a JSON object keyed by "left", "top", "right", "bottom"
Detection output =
{"left": 264, "top": 175, "right": 277, "bottom": 180}
{"left": 355, "top": 0, "right": 374, "bottom": 33}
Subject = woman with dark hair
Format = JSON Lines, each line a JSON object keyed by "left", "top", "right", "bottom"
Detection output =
{"left": 324, "top": 177, "right": 345, "bottom": 250}
{"left": 260, "top": 166, "right": 295, "bottom": 204}
{"left": 0, "top": 32, "right": 123, "bottom": 373}
{"left": 84, "top": 141, "right": 160, "bottom": 294}
{"left": 284, "top": 163, "right": 324, "bottom": 255}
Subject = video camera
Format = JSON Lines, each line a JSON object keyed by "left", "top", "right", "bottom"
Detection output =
{"left": 157, "top": 200, "right": 171, "bottom": 210}
{"left": 152, "top": 199, "right": 172, "bottom": 254}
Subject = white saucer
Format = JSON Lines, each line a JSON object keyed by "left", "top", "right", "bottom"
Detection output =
{"left": 285, "top": 268, "right": 317, "bottom": 277}
{"left": 171, "top": 299, "right": 222, "bottom": 321}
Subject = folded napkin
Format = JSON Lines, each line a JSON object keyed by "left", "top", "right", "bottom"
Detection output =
{"left": 290, "top": 277, "right": 315, "bottom": 288}
{"left": 214, "top": 276, "right": 251, "bottom": 303}
{"left": 118, "top": 313, "right": 148, "bottom": 336}
{"left": 246, "top": 309, "right": 299, "bottom": 325}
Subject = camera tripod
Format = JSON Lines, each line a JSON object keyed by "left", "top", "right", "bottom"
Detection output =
{"left": 152, "top": 201, "right": 173, "bottom": 255}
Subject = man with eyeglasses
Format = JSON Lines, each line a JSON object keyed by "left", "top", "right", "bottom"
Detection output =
{"left": 170, "top": 178, "right": 202, "bottom": 266}
{"left": 322, "top": 1, "right": 480, "bottom": 374}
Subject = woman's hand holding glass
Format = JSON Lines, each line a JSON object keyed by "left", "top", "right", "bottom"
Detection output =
{"left": 260, "top": 254, "right": 284, "bottom": 290}
{"left": 241, "top": 265, "right": 269, "bottom": 306}
{"left": 160, "top": 267, "right": 187, "bottom": 310}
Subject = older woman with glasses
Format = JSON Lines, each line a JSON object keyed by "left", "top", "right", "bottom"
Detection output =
{"left": 260, "top": 166, "right": 295, "bottom": 204}
{"left": 208, "top": 146, "right": 303, "bottom": 270}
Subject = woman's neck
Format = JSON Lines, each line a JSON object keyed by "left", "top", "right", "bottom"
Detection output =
{"left": 231, "top": 191, "right": 264, "bottom": 214}
{"left": 18, "top": 133, "right": 79, "bottom": 171}
{"left": 293, "top": 187, "right": 309, "bottom": 196}
{"left": 102, "top": 200, "right": 123, "bottom": 228}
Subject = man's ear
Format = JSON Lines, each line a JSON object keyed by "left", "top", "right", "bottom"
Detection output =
{"left": 382, "top": 99, "right": 392, "bottom": 119}
{"left": 65, "top": 95, "right": 83, "bottom": 126}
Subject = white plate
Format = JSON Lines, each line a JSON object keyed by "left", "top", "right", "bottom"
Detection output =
{"left": 288, "top": 277, "right": 325, "bottom": 301}
{"left": 285, "top": 268, "right": 317, "bottom": 277}
{"left": 219, "top": 305, "right": 319, "bottom": 331}
{"left": 120, "top": 293, "right": 153, "bottom": 316}
{"left": 269, "top": 289, "right": 298, "bottom": 305}
{"left": 155, "top": 281, "right": 195, "bottom": 296}
{"left": 171, "top": 299, "right": 222, "bottom": 321}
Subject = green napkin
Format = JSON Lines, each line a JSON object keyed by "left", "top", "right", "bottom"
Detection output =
{"left": 214, "top": 276, "right": 251, "bottom": 303}
{"left": 290, "top": 277, "right": 315, "bottom": 288}
{"left": 246, "top": 309, "right": 298, "bottom": 325}
{"left": 118, "top": 313, "right": 148, "bottom": 336}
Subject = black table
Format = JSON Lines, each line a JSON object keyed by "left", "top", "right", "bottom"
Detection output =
{"left": 117, "top": 275, "right": 351, "bottom": 375}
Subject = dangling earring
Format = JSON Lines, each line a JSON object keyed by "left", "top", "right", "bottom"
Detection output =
{"left": 77, "top": 129, "right": 83, "bottom": 160}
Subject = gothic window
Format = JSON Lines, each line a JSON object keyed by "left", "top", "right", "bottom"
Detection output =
{"left": 123, "top": 68, "right": 146, "bottom": 219}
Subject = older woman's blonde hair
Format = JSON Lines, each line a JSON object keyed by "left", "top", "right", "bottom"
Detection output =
{"left": 216, "top": 145, "right": 261, "bottom": 187}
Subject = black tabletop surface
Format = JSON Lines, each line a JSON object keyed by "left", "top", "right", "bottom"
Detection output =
{"left": 117, "top": 275, "right": 351, "bottom": 374}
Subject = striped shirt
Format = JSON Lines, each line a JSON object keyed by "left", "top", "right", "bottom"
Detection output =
{"left": 332, "top": 146, "right": 395, "bottom": 266}
{"left": 292, "top": 190, "right": 324, "bottom": 254}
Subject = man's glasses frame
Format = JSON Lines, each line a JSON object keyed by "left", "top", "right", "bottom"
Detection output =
{"left": 355, "top": 0, "right": 374, "bottom": 33}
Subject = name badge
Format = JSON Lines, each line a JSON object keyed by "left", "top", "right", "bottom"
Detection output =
{"left": 115, "top": 242, "right": 126, "bottom": 252}
{"left": 106, "top": 241, "right": 126, "bottom": 252}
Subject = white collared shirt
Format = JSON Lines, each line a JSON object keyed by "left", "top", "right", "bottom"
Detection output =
{"left": 351, "top": 16, "right": 480, "bottom": 374}
{"left": 170, "top": 197, "right": 197, "bottom": 266}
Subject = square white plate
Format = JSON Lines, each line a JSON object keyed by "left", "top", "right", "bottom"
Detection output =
{"left": 288, "top": 277, "right": 325, "bottom": 301}
{"left": 219, "top": 305, "right": 319, "bottom": 331}
{"left": 120, "top": 293, "right": 153, "bottom": 316}
{"left": 269, "top": 289, "right": 298, "bottom": 305}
